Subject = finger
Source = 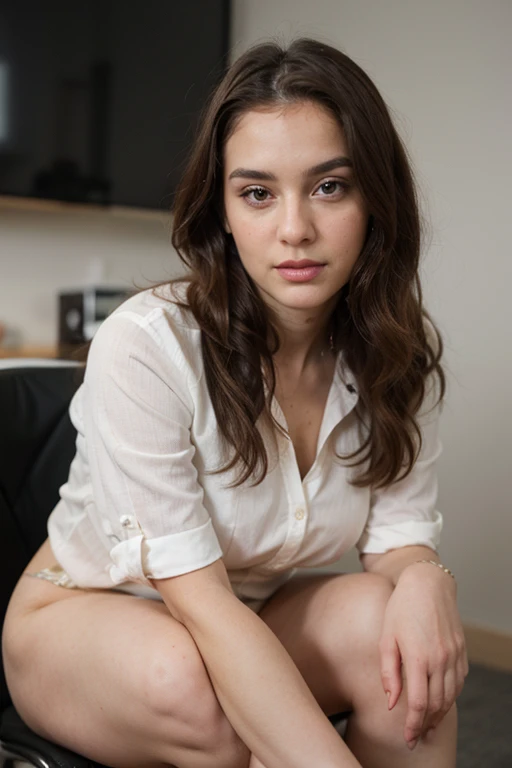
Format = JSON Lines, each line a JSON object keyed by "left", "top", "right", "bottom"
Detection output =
{"left": 423, "top": 668, "right": 444, "bottom": 734}
{"left": 403, "top": 660, "right": 429, "bottom": 748}
{"left": 462, "top": 647, "right": 470, "bottom": 679}
{"left": 453, "top": 632, "right": 468, "bottom": 695}
{"left": 430, "top": 667, "right": 457, "bottom": 732}
{"left": 455, "top": 654, "right": 468, "bottom": 698}
{"left": 379, "top": 636, "right": 403, "bottom": 710}
{"left": 444, "top": 666, "right": 457, "bottom": 714}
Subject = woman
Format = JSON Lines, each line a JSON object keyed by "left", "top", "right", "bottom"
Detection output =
{"left": 3, "top": 38, "right": 467, "bottom": 768}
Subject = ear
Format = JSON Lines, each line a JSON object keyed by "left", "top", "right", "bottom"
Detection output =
{"left": 224, "top": 216, "right": 232, "bottom": 234}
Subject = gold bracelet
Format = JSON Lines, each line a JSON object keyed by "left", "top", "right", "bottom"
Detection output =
{"left": 415, "top": 559, "right": 455, "bottom": 579}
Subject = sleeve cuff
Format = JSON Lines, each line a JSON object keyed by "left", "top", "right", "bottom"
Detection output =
{"left": 356, "top": 511, "right": 443, "bottom": 554}
{"left": 108, "top": 518, "right": 224, "bottom": 584}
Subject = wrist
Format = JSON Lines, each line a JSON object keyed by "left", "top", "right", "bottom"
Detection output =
{"left": 399, "top": 559, "right": 457, "bottom": 589}
{"left": 414, "top": 559, "right": 455, "bottom": 580}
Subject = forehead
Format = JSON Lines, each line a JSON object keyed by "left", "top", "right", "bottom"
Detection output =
{"left": 224, "top": 101, "right": 347, "bottom": 169}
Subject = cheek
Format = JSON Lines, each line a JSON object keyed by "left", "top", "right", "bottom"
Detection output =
{"left": 230, "top": 212, "right": 272, "bottom": 250}
{"left": 351, "top": 215, "right": 369, "bottom": 251}
{"left": 328, "top": 210, "right": 368, "bottom": 251}
{"left": 231, "top": 228, "right": 257, "bottom": 260}
{"left": 227, "top": 220, "right": 263, "bottom": 273}
{"left": 225, "top": 199, "right": 253, "bottom": 239}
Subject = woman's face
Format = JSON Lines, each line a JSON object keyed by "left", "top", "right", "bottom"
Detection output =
{"left": 223, "top": 100, "right": 368, "bottom": 319}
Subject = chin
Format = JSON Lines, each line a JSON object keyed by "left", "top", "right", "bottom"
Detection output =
{"left": 266, "top": 285, "right": 340, "bottom": 312}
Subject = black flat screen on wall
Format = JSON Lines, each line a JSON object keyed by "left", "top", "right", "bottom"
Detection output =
{"left": 0, "top": 0, "right": 230, "bottom": 209}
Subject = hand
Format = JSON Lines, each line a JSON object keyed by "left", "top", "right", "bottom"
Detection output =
{"left": 378, "top": 563, "right": 469, "bottom": 750}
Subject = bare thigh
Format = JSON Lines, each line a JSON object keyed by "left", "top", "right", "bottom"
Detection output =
{"left": 258, "top": 570, "right": 394, "bottom": 716}
{"left": 2, "top": 541, "right": 246, "bottom": 768}
{"left": 258, "top": 573, "right": 458, "bottom": 766}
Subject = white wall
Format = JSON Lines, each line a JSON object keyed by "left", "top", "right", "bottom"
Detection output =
{"left": 0, "top": 1, "right": 510, "bottom": 633}
{"left": 0, "top": 204, "right": 180, "bottom": 345}
{"left": 231, "top": 0, "right": 512, "bottom": 633}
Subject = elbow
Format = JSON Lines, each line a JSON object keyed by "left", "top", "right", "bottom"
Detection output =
{"left": 359, "top": 552, "right": 382, "bottom": 573}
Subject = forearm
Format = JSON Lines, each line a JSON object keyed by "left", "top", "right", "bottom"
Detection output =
{"left": 360, "top": 544, "right": 442, "bottom": 586}
{"left": 163, "top": 583, "right": 360, "bottom": 768}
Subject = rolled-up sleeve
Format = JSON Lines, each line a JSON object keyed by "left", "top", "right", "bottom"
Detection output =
{"left": 82, "top": 310, "right": 223, "bottom": 585}
{"left": 356, "top": 371, "right": 444, "bottom": 555}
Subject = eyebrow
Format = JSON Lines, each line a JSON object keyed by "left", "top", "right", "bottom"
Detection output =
{"left": 227, "top": 156, "right": 353, "bottom": 182}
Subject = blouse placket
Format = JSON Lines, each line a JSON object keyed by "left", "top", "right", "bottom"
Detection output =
{"left": 263, "top": 361, "right": 359, "bottom": 571}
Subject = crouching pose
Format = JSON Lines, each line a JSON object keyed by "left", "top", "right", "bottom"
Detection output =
{"left": 3, "top": 37, "right": 467, "bottom": 768}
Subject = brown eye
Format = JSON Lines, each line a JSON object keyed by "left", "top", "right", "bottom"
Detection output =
{"left": 241, "top": 186, "right": 271, "bottom": 205}
{"left": 251, "top": 187, "right": 268, "bottom": 201}
{"left": 319, "top": 181, "right": 343, "bottom": 195}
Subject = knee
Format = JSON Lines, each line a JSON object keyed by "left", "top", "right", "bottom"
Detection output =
{"left": 143, "top": 643, "right": 250, "bottom": 768}
{"left": 355, "top": 571, "right": 393, "bottom": 618}
{"left": 345, "top": 572, "right": 394, "bottom": 658}
{"left": 365, "top": 700, "right": 458, "bottom": 755}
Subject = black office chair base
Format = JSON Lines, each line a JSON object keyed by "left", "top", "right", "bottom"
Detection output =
{"left": 0, "top": 706, "right": 107, "bottom": 768}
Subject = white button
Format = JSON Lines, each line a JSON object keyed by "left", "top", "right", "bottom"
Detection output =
{"left": 120, "top": 515, "right": 134, "bottom": 528}
{"left": 295, "top": 507, "right": 305, "bottom": 521}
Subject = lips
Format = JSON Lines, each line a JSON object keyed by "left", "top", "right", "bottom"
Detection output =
{"left": 275, "top": 260, "right": 326, "bottom": 283}
{"left": 276, "top": 259, "right": 324, "bottom": 269}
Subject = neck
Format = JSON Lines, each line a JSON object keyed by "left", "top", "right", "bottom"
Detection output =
{"left": 270, "top": 303, "right": 335, "bottom": 375}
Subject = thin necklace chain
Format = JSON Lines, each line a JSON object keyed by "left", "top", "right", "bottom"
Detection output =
{"left": 320, "top": 331, "right": 335, "bottom": 358}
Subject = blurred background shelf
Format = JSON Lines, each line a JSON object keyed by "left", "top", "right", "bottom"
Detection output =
{"left": 0, "top": 345, "right": 57, "bottom": 359}
{"left": 0, "top": 194, "right": 168, "bottom": 221}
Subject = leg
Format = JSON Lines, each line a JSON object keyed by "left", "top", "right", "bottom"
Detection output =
{"left": 2, "top": 540, "right": 249, "bottom": 768}
{"left": 258, "top": 571, "right": 457, "bottom": 767}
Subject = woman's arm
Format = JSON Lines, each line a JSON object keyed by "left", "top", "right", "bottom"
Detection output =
{"left": 355, "top": 357, "right": 468, "bottom": 749}
{"left": 153, "top": 559, "right": 362, "bottom": 768}
{"left": 360, "top": 543, "right": 443, "bottom": 585}
{"left": 360, "top": 545, "right": 467, "bottom": 750}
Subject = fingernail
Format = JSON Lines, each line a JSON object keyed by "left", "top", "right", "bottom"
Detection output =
{"left": 407, "top": 739, "right": 419, "bottom": 751}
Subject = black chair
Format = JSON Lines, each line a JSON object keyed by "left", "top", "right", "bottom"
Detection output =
{"left": 0, "top": 361, "right": 347, "bottom": 767}
{"left": 0, "top": 361, "right": 106, "bottom": 767}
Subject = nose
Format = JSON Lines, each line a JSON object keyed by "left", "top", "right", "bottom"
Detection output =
{"left": 276, "top": 197, "right": 316, "bottom": 246}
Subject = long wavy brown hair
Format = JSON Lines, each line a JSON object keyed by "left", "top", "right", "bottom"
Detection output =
{"left": 169, "top": 37, "right": 445, "bottom": 489}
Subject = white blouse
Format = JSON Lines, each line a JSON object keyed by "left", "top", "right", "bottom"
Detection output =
{"left": 48, "top": 283, "right": 443, "bottom": 604}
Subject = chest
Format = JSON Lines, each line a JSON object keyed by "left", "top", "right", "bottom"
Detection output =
{"left": 275, "top": 368, "right": 334, "bottom": 480}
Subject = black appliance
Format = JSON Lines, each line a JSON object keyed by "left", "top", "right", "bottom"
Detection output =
{"left": 58, "top": 286, "right": 132, "bottom": 357}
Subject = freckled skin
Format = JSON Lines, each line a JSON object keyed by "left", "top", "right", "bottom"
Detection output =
{"left": 223, "top": 102, "right": 368, "bottom": 481}
{"left": 223, "top": 101, "right": 368, "bottom": 328}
